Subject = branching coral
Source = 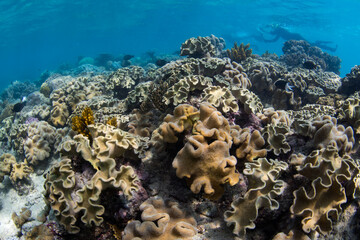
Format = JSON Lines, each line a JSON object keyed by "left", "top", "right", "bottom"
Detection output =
{"left": 123, "top": 197, "right": 197, "bottom": 240}
{"left": 226, "top": 42, "right": 252, "bottom": 63}
{"left": 71, "top": 106, "right": 95, "bottom": 139}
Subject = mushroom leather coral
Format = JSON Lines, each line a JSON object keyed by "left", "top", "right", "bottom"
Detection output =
{"left": 290, "top": 146, "right": 360, "bottom": 235}
{"left": 173, "top": 134, "right": 239, "bottom": 200}
{"left": 123, "top": 197, "right": 197, "bottom": 240}
{"left": 225, "top": 158, "right": 287, "bottom": 237}
{"left": 45, "top": 123, "right": 141, "bottom": 234}
{"left": 230, "top": 125, "right": 267, "bottom": 161}
{"left": 159, "top": 104, "right": 199, "bottom": 143}
{"left": 44, "top": 158, "right": 139, "bottom": 234}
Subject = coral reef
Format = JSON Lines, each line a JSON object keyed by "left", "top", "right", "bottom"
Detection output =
{"left": 281, "top": 40, "right": 341, "bottom": 74}
{"left": 1, "top": 35, "right": 360, "bottom": 240}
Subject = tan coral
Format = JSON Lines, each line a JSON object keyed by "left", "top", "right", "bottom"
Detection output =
{"left": 163, "top": 75, "right": 212, "bottom": 106}
{"left": 262, "top": 124, "right": 291, "bottom": 155}
{"left": 45, "top": 124, "right": 142, "bottom": 234}
{"left": 257, "top": 107, "right": 293, "bottom": 127}
{"left": 338, "top": 97, "right": 360, "bottom": 134}
{"left": 231, "top": 88, "right": 263, "bottom": 114}
{"left": 10, "top": 161, "right": 33, "bottom": 183}
{"left": 311, "top": 116, "right": 354, "bottom": 156}
{"left": 12, "top": 208, "right": 32, "bottom": 229}
{"left": 45, "top": 157, "right": 139, "bottom": 234}
{"left": 290, "top": 146, "right": 360, "bottom": 235}
{"left": 0, "top": 153, "right": 16, "bottom": 182}
{"left": 159, "top": 104, "right": 200, "bottom": 143}
{"left": 192, "top": 103, "right": 232, "bottom": 143}
{"left": 272, "top": 230, "right": 311, "bottom": 240}
{"left": 222, "top": 59, "right": 252, "bottom": 89}
{"left": 123, "top": 197, "right": 197, "bottom": 240}
{"left": 24, "top": 121, "right": 56, "bottom": 165}
{"left": 225, "top": 158, "right": 288, "bottom": 237}
{"left": 180, "top": 36, "right": 215, "bottom": 58}
{"left": 106, "top": 66, "right": 145, "bottom": 92}
{"left": 230, "top": 125, "right": 267, "bottom": 161}
{"left": 201, "top": 85, "right": 239, "bottom": 113}
{"left": 173, "top": 134, "right": 239, "bottom": 200}
{"left": 49, "top": 76, "right": 102, "bottom": 127}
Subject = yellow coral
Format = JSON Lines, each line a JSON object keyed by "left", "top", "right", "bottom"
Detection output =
{"left": 226, "top": 42, "right": 252, "bottom": 63}
{"left": 106, "top": 117, "right": 117, "bottom": 127}
{"left": 72, "top": 107, "right": 95, "bottom": 139}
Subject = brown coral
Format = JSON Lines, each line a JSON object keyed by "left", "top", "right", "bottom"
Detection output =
{"left": 71, "top": 106, "right": 95, "bottom": 139}
{"left": 226, "top": 42, "right": 252, "bottom": 63}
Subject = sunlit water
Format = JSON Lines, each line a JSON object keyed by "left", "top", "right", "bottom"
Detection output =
{"left": 0, "top": 0, "right": 359, "bottom": 90}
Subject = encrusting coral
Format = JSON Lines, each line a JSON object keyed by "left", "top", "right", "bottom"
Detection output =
{"left": 122, "top": 197, "right": 197, "bottom": 240}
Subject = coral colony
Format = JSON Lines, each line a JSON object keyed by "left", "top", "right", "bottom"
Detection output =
{"left": 1, "top": 35, "right": 360, "bottom": 240}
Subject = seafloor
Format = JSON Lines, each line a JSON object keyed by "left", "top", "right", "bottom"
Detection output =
{"left": 0, "top": 35, "right": 360, "bottom": 240}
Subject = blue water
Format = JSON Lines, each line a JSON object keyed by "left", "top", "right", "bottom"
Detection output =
{"left": 1, "top": 0, "right": 359, "bottom": 90}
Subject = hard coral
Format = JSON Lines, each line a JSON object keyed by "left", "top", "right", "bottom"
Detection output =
{"left": 72, "top": 106, "right": 95, "bottom": 140}
{"left": 226, "top": 42, "right": 252, "bottom": 63}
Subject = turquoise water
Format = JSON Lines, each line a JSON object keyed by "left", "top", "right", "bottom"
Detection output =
{"left": 0, "top": 0, "right": 359, "bottom": 90}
